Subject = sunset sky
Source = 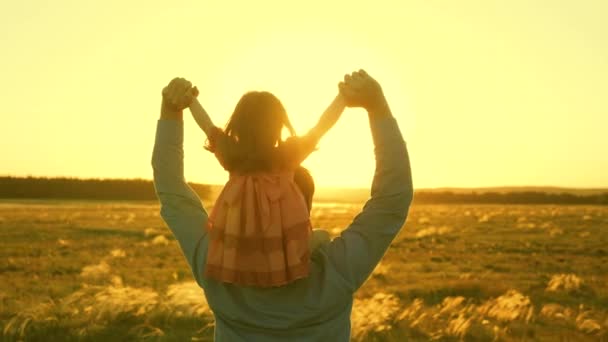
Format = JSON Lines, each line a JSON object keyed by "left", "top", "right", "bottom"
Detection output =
{"left": 1, "top": 0, "right": 607, "bottom": 188}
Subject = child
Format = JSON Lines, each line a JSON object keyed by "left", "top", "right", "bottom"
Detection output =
{"left": 186, "top": 86, "right": 344, "bottom": 287}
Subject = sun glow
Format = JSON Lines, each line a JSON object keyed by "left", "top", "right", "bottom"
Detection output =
{"left": 187, "top": 28, "right": 412, "bottom": 188}
{"left": 1, "top": 0, "right": 607, "bottom": 187}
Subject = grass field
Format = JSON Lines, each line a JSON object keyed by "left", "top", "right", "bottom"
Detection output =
{"left": 1, "top": 199, "right": 608, "bottom": 341}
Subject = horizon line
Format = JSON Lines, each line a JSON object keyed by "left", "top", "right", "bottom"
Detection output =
{"left": 2, "top": 174, "right": 607, "bottom": 191}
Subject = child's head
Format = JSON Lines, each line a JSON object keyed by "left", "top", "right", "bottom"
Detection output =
{"left": 210, "top": 91, "right": 295, "bottom": 172}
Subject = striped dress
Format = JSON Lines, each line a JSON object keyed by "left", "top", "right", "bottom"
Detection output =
{"left": 204, "top": 127, "right": 318, "bottom": 287}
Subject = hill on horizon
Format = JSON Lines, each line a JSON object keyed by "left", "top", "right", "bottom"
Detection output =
{"left": 313, "top": 185, "right": 608, "bottom": 203}
{"left": 1, "top": 176, "right": 607, "bottom": 205}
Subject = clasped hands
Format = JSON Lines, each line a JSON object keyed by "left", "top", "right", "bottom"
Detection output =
{"left": 160, "top": 70, "right": 387, "bottom": 119}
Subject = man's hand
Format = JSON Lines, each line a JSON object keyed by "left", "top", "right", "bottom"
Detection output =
{"left": 339, "top": 69, "right": 390, "bottom": 118}
{"left": 160, "top": 77, "right": 198, "bottom": 120}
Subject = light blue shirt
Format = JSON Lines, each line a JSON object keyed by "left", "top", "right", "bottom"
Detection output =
{"left": 151, "top": 115, "right": 413, "bottom": 341}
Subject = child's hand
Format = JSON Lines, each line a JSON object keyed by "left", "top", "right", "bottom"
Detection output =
{"left": 338, "top": 69, "right": 386, "bottom": 113}
{"left": 191, "top": 86, "right": 199, "bottom": 98}
{"left": 161, "top": 77, "right": 198, "bottom": 112}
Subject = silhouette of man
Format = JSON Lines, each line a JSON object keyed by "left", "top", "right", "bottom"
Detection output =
{"left": 152, "top": 69, "right": 413, "bottom": 341}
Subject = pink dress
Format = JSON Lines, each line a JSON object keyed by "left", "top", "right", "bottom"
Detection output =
{"left": 204, "top": 127, "right": 318, "bottom": 287}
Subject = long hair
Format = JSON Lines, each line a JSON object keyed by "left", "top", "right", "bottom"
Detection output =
{"left": 206, "top": 91, "right": 296, "bottom": 172}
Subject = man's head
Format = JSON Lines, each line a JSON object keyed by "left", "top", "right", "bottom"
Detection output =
{"left": 294, "top": 167, "right": 314, "bottom": 213}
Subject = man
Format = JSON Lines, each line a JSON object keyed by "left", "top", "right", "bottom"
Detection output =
{"left": 151, "top": 70, "right": 413, "bottom": 341}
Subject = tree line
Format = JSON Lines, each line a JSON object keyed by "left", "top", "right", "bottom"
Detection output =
{"left": 412, "top": 190, "right": 608, "bottom": 205}
{"left": 0, "top": 176, "right": 211, "bottom": 201}
{"left": 1, "top": 176, "right": 607, "bottom": 204}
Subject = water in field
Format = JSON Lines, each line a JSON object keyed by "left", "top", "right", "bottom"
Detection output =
{"left": 1, "top": 200, "right": 608, "bottom": 341}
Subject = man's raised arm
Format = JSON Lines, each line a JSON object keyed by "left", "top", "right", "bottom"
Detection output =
{"left": 327, "top": 70, "right": 414, "bottom": 291}
{"left": 151, "top": 77, "right": 209, "bottom": 278}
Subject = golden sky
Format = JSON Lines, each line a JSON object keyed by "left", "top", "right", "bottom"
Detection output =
{"left": 1, "top": 0, "right": 607, "bottom": 188}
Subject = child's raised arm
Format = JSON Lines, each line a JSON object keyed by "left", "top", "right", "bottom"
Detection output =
{"left": 278, "top": 93, "right": 346, "bottom": 169}
{"left": 307, "top": 93, "right": 346, "bottom": 142}
{"left": 188, "top": 88, "right": 216, "bottom": 137}
{"left": 282, "top": 93, "right": 346, "bottom": 167}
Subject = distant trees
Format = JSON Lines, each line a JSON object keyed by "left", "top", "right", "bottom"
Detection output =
{"left": 413, "top": 191, "right": 608, "bottom": 205}
{"left": 1, "top": 176, "right": 607, "bottom": 205}
{"left": 0, "top": 176, "right": 211, "bottom": 201}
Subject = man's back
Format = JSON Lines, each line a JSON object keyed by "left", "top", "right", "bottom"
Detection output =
{"left": 200, "top": 242, "right": 355, "bottom": 341}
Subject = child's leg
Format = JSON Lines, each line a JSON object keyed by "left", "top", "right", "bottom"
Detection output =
{"left": 309, "top": 228, "right": 331, "bottom": 251}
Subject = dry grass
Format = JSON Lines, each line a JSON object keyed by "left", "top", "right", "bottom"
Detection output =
{"left": 546, "top": 273, "right": 585, "bottom": 292}
{"left": 1, "top": 200, "right": 608, "bottom": 341}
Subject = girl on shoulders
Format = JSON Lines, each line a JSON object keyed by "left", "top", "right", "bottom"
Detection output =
{"left": 183, "top": 84, "right": 345, "bottom": 287}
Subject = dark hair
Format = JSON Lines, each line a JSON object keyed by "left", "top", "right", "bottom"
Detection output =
{"left": 206, "top": 91, "right": 295, "bottom": 172}
{"left": 294, "top": 166, "right": 315, "bottom": 213}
